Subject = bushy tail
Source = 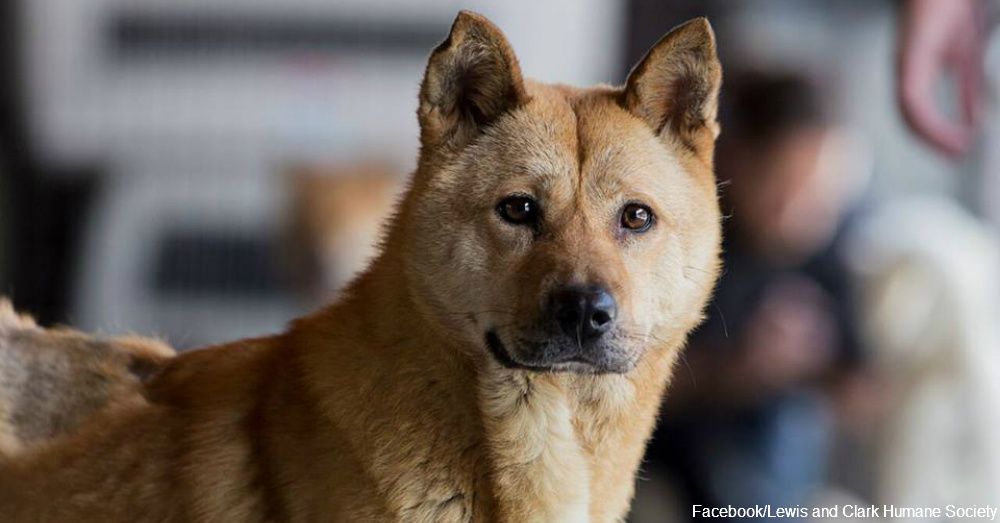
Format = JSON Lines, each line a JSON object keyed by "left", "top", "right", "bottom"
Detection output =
{"left": 0, "top": 298, "right": 38, "bottom": 333}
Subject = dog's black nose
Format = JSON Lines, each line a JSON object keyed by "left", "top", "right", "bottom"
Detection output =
{"left": 550, "top": 286, "right": 617, "bottom": 342}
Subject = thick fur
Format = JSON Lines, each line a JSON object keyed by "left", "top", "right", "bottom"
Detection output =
{"left": 0, "top": 299, "right": 174, "bottom": 456}
{"left": 0, "top": 13, "right": 723, "bottom": 523}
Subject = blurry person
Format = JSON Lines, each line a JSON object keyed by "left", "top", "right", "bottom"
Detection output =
{"left": 898, "top": 0, "right": 986, "bottom": 157}
{"left": 643, "top": 72, "right": 871, "bottom": 518}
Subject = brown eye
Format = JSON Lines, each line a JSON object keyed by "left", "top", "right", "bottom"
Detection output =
{"left": 621, "top": 203, "right": 654, "bottom": 232}
{"left": 497, "top": 196, "right": 539, "bottom": 226}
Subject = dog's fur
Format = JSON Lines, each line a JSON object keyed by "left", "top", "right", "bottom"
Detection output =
{"left": 0, "top": 299, "right": 174, "bottom": 456}
{"left": 0, "top": 13, "right": 723, "bottom": 523}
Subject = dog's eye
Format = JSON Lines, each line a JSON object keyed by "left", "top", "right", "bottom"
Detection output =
{"left": 621, "top": 203, "right": 654, "bottom": 232}
{"left": 497, "top": 196, "right": 539, "bottom": 226}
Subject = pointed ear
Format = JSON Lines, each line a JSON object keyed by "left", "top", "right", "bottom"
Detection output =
{"left": 418, "top": 11, "right": 529, "bottom": 152}
{"left": 623, "top": 18, "right": 722, "bottom": 153}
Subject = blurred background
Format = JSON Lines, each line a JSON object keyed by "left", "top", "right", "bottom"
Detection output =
{"left": 0, "top": 0, "right": 998, "bottom": 520}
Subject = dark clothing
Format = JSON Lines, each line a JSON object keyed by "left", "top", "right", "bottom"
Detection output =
{"left": 697, "top": 223, "right": 862, "bottom": 372}
{"left": 646, "top": 215, "right": 863, "bottom": 521}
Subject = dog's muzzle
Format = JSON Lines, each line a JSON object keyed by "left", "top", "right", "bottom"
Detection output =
{"left": 484, "top": 328, "right": 632, "bottom": 374}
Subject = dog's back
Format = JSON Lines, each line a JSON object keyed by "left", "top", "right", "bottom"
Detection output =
{"left": 0, "top": 299, "right": 174, "bottom": 455}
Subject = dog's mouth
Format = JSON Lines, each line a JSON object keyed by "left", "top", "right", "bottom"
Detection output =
{"left": 484, "top": 329, "right": 631, "bottom": 374}
{"left": 485, "top": 330, "right": 554, "bottom": 372}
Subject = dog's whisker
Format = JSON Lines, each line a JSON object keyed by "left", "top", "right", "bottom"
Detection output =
{"left": 683, "top": 265, "right": 716, "bottom": 277}
{"left": 676, "top": 351, "right": 698, "bottom": 389}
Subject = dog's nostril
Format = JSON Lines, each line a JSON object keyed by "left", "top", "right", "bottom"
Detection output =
{"left": 591, "top": 310, "right": 612, "bottom": 327}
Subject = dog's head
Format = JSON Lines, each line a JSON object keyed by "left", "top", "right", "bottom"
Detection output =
{"left": 403, "top": 12, "right": 722, "bottom": 374}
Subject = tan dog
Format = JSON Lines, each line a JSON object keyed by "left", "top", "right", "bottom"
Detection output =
{"left": 285, "top": 163, "right": 403, "bottom": 299}
{"left": 0, "top": 299, "right": 174, "bottom": 456}
{"left": 0, "top": 12, "right": 722, "bottom": 523}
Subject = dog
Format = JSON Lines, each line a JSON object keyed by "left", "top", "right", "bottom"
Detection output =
{"left": 0, "top": 12, "right": 723, "bottom": 523}
{"left": 284, "top": 162, "right": 404, "bottom": 300}
{"left": 0, "top": 299, "right": 174, "bottom": 456}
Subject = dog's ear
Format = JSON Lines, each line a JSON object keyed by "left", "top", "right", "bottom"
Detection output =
{"left": 418, "top": 11, "right": 528, "bottom": 152}
{"left": 623, "top": 18, "right": 722, "bottom": 156}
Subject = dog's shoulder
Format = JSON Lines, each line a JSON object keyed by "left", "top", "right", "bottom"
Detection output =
{"left": 145, "top": 335, "right": 284, "bottom": 410}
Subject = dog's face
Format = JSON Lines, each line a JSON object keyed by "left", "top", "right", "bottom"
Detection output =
{"left": 405, "top": 13, "right": 722, "bottom": 374}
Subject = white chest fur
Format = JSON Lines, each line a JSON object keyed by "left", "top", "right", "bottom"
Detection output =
{"left": 478, "top": 370, "right": 591, "bottom": 523}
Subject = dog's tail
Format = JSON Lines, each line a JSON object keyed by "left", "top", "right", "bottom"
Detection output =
{"left": 0, "top": 298, "right": 38, "bottom": 334}
{"left": 113, "top": 336, "right": 177, "bottom": 381}
{"left": 0, "top": 298, "right": 38, "bottom": 455}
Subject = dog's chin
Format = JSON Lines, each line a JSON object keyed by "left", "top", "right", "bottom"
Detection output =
{"left": 484, "top": 330, "right": 634, "bottom": 375}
